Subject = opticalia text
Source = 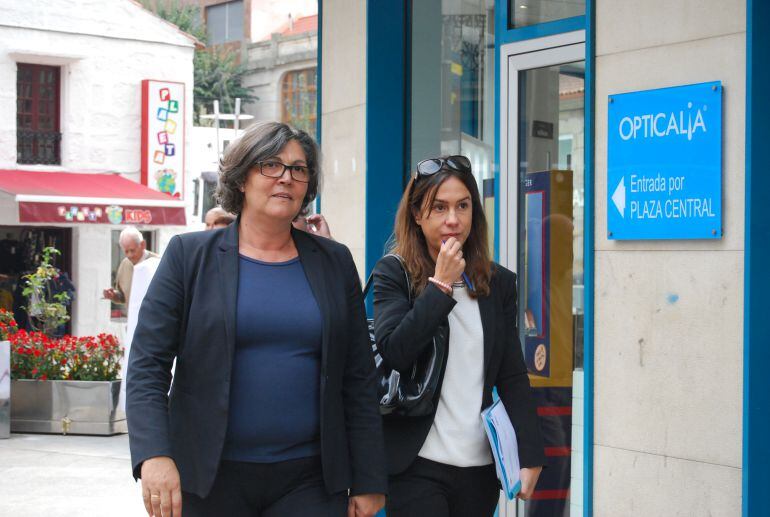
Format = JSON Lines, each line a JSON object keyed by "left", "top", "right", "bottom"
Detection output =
{"left": 618, "top": 103, "right": 707, "bottom": 142}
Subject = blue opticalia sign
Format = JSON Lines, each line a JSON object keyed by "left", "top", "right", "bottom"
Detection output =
{"left": 607, "top": 81, "right": 722, "bottom": 239}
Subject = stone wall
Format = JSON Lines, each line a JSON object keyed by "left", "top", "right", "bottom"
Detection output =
{"left": 593, "top": 1, "right": 746, "bottom": 514}
{"left": 319, "top": 0, "right": 367, "bottom": 274}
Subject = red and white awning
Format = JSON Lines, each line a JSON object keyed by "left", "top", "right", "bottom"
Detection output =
{"left": 0, "top": 170, "right": 186, "bottom": 226}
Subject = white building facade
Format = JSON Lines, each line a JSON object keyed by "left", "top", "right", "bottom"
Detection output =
{"left": 242, "top": 17, "right": 318, "bottom": 135}
{"left": 0, "top": 0, "right": 196, "bottom": 338}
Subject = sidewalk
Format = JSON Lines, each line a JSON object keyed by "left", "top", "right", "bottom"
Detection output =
{"left": 0, "top": 433, "right": 146, "bottom": 517}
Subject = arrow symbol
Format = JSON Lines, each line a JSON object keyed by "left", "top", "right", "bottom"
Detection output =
{"left": 612, "top": 177, "right": 625, "bottom": 217}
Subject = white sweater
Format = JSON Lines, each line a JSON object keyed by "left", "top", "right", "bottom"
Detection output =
{"left": 418, "top": 284, "right": 493, "bottom": 467}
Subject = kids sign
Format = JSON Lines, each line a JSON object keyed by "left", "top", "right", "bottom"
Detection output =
{"left": 141, "top": 80, "right": 185, "bottom": 199}
{"left": 607, "top": 81, "right": 722, "bottom": 240}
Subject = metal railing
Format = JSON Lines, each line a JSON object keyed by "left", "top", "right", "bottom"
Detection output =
{"left": 17, "top": 129, "right": 62, "bottom": 165}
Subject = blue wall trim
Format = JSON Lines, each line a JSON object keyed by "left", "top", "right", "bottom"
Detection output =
{"left": 365, "top": 0, "right": 407, "bottom": 311}
{"left": 499, "top": 15, "right": 585, "bottom": 45}
{"left": 743, "top": 1, "right": 770, "bottom": 515}
{"left": 583, "top": 1, "right": 595, "bottom": 515}
{"left": 493, "top": 0, "right": 504, "bottom": 262}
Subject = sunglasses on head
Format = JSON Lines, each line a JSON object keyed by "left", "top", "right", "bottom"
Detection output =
{"left": 414, "top": 155, "right": 472, "bottom": 181}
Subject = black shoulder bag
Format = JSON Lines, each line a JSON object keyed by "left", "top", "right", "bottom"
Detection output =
{"left": 363, "top": 254, "right": 447, "bottom": 417}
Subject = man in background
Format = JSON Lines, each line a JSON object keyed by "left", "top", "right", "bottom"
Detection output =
{"left": 103, "top": 227, "right": 159, "bottom": 308}
{"left": 204, "top": 206, "right": 236, "bottom": 230}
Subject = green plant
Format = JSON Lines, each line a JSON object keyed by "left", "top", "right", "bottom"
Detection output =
{"left": 140, "top": 0, "right": 257, "bottom": 123}
{"left": 193, "top": 48, "right": 257, "bottom": 122}
{"left": 141, "top": 0, "right": 207, "bottom": 42}
{"left": 22, "top": 247, "right": 70, "bottom": 337}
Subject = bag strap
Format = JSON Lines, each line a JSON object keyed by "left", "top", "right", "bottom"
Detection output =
{"left": 363, "top": 254, "right": 411, "bottom": 303}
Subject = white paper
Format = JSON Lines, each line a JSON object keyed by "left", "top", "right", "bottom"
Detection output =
{"left": 481, "top": 399, "right": 521, "bottom": 499}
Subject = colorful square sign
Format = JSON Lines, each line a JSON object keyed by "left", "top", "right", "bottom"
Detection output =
{"left": 142, "top": 80, "right": 185, "bottom": 199}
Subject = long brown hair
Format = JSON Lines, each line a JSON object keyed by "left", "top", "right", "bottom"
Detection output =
{"left": 390, "top": 164, "right": 493, "bottom": 298}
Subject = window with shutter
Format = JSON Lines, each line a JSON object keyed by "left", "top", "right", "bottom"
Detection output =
{"left": 16, "top": 63, "right": 61, "bottom": 165}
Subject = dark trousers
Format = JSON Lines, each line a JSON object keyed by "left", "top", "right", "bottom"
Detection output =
{"left": 387, "top": 457, "right": 500, "bottom": 517}
{"left": 183, "top": 456, "right": 348, "bottom": 517}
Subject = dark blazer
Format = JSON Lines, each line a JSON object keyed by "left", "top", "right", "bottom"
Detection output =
{"left": 372, "top": 255, "right": 546, "bottom": 475}
{"left": 126, "top": 223, "right": 387, "bottom": 498}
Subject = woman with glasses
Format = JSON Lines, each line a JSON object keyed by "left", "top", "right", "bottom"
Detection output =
{"left": 127, "top": 122, "right": 387, "bottom": 517}
{"left": 372, "top": 155, "right": 546, "bottom": 516}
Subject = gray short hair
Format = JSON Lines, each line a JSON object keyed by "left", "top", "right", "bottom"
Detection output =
{"left": 216, "top": 121, "right": 321, "bottom": 216}
{"left": 119, "top": 226, "right": 143, "bottom": 245}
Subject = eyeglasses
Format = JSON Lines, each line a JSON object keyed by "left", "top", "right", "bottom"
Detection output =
{"left": 414, "top": 155, "right": 472, "bottom": 181}
{"left": 257, "top": 161, "right": 311, "bottom": 183}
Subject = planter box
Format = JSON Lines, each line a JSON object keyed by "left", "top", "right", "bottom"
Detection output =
{"left": 0, "top": 341, "right": 8, "bottom": 439}
{"left": 10, "top": 379, "right": 126, "bottom": 435}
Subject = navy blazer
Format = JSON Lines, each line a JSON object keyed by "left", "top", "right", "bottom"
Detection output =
{"left": 126, "top": 223, "right": 387, "bottom": 498}
{"left": 372, "top": 255, "right": 546, "bottom": 475}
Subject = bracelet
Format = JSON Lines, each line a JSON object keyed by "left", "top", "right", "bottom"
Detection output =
{"left": 428, "top": 277, "right": 453, "bottom": 293}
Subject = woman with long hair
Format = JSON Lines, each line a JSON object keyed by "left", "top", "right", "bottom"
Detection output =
{"left": 372, "top": 155, "right": 546, "bottom": 516}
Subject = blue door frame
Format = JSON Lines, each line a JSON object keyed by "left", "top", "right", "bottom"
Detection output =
{"left": 494, "top": 4, "right": 594, "bottom": 516}
{"left": 743, "top": 1, "right": 770, "bottom": 515}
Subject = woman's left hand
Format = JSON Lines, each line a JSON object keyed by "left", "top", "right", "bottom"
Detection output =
{"left": 347, "top": 493, "right": 386, "bottom": 517}
{"left": 518, "top": 466, "right": 543, "bottom": 500}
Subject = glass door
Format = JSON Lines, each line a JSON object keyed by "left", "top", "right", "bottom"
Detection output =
{"left": 498, "top": 34, "right": 585, "bottom": 517}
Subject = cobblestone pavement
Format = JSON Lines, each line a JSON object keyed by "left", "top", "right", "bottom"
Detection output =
{"left": 0, "top": 433, "right": 146, "bottom": 517}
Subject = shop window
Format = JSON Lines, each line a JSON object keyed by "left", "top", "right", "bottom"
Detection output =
{"left": 516, "top": 59, "right": 585, "bottom": 516}
{"left": 109, "top": 230, "right": 155, "bottom": 321}
{"left": 281, "top": 68, "right": 317, "bottom": 138}
{"left": 508, "top": 0, "right": 585, "bottom": 29}
{"left": 16, "top": 63, "right": 61, "bottom": 165}
{"left": 0, "top": 227, "right": 72, "bottom": 335}
{"left": 411, "top": 1, "right": 496, "bottom": 252}
{"left": 206, "top": 0, "right": 244, "bottom": 45}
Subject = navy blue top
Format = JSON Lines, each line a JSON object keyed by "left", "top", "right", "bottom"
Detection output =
{"left": 222, "top": 255, "right": 323, "bottom": 463}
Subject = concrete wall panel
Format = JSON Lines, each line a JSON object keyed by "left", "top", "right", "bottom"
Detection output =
{"left": 594, "top": 444, "right": 741, "bottom": 516}
{"left": 596, "top": 0, "right": 745, "bottom": 57}
{"left": 320, "top": 0, "right": 367, "bottom": 271}
{"left": 320, "top": 105, "right": 366, "bottom": 274}
{"left": 595, "top": 250, "right": 743, "bottom": 467}
{"left": 321, "top": 0, "right": 366, "bottom": 114}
